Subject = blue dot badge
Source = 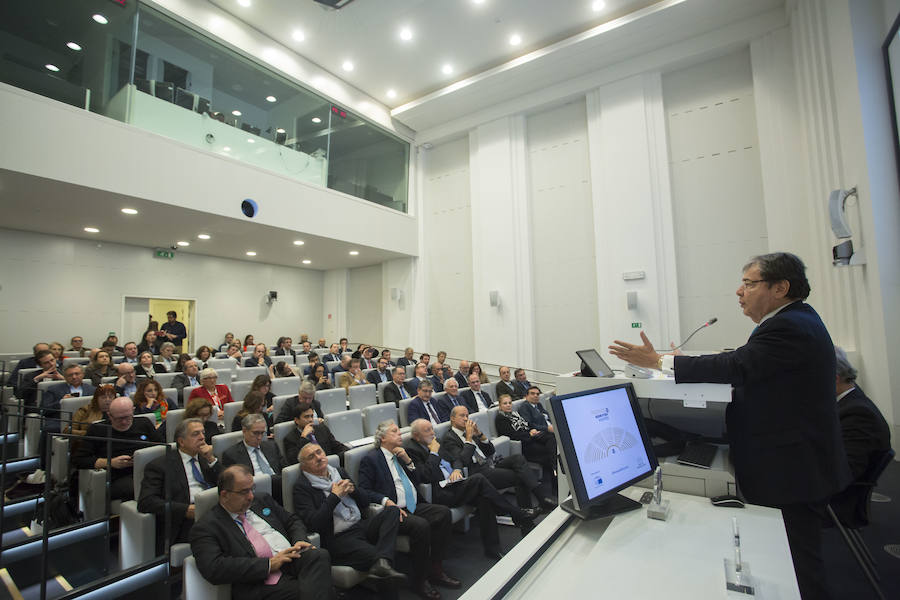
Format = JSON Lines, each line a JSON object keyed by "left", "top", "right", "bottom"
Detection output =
{"left": 140, "top": 435, "right": 147, "bottom": 440}
{"left": 262, "top": 508, "right": 271, "bottom": 516}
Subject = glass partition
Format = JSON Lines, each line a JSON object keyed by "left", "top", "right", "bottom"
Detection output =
{"left": 0, "top": 0, "right": 409, "bottom": 212}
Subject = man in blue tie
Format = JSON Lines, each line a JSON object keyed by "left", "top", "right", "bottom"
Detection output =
{"left": 358, "top": 421, "right": 458, "bottom": 599}
{"left": 222, "top": 414, "right": 286, "bottom": 503}
{"left": 513, "top": 368, "right": 532, "bottom": 398}
{"left": 139, "top": 418, "right": 221, "bottom": 549}
{"left": 436, "top": 378, "right": 464, "bottom": 417}
{"left": 406, "top": 380, "right": 449, "bottom": 426}
{"left": 382, "top": 366, "right": 411, "bottom": 407}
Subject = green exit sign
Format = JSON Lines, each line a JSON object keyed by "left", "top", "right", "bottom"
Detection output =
{"left": 154, "top": 249, "right": 175, "bottom": 259}
{"left": 631, "top": 322, "right": 642, "bottom": 328}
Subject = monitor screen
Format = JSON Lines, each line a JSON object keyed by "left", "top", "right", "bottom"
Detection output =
{"left": 550, "top": 383, "right": 657, "bottom": 513}
{"left": 576, "top": 348, "right": 614, "bottom": 377}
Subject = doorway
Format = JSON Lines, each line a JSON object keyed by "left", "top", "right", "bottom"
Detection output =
{"left": 122, "top": 296, "right": 196, "bottom": 353}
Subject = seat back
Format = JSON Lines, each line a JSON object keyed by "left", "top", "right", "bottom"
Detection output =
{"left": 36, "top": 379, "right": 62, "bottom": 408}
{"left": 183, "top": 385, "right": 201, "bottom": 406}
{"left": 487, "top": 407, "right": 500, "bottom": 438}
{"left": 194, "top": 487, "right": 220, "bottom": 521}
{"left": 165, "top": 409, "right": 186, "bottom": 443}
{"left": 398, "top": 398, "right": 414, "bottom": 428}
{"left": 163, "top": 387, "right": 178, "bottom": 406}
{"left": 230, "top": 380, "right": 252, "bottom": 404}
{"left": 154, "top": 372, "right": 177, "bottom": 388}
{"left": 376, "top": 381, "right": 391, "bottom": 404}
{"left": 207, "top": 358, "right": 236, "bottom": 371}
{"left": 468, "top": 410, "right": 491, "bottom": 438}
{"left": 59, "top": 396, "right": 91, "bottom": 420}
{"left": 132, "top": 445, "right": 168, "bottom": 499}
{"left": 212, "top": 430, "right": 243, "bottom": 459}
{"left": 324, "top": 409, "right": 364, "bottom": 444}
{"left": 236, "top": 366, "right": 266, "bottom": 381}
{"left": 270, "top": 377, "right": 298, "bottom": 396}
{"left": 254, "top": 473, "right": 272, "bottom": 497}
{"left": 273, "top": 355, "right": 294, "bottom": 365}
{"left": 434, "top": 421, "right": 451, "bottom": 440}
{"left": 216, "top": 368, "right": 233, "bottom": 383}
{"left": 325, "top": 361, "right": 340, "bottom": 373}
{"left": 316, "top": 388, "right": 347, "bottom": 415}
{"left": 223, "top": 402, "right": 244, "bottom": 432}
{"left": 432, "top": 391, "right": 447, "bottom": 408}
{"left": 273, "top": 421, "right": 294, "bottom": 457}
{"left": 362, "top": 403, "right": 397, "bottom": 437}
{"left": 405, "top": 365, "right": 415, "bottom": 378}
{"left": 831, "top": 448, "right": 896, "bottom": 528}
{"left": 62, "top": 357, "right": 90, "bottom": 368}
{"left": 348, "top": 384, "right": 376, "bottom": 411}
{"left": 482, "top": 382, "right": 497, "bottom": 402}
{"left": 282, "top": 464, "right": 301, "bottom": 513}
{"left": 343, "top": 445, "right": 371, "bottom": 482}
{"left": 512, "top": 399, "right": 526, "bottom": 413}
{"left": 272, "top": 395, "right": 292, "bottom": 419}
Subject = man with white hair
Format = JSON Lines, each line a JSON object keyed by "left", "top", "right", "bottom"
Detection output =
{"left": 405, "top": 419, "right": 537, "bottom": 560}
{"left": 73, "top": 396, "right": 160, "bottom": 500}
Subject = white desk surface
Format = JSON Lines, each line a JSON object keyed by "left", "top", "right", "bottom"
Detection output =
{"left": 556, "top": 373, "right": 733, "bottom": 406}
{"left": 462, "top": 487, "right": 800, "bottom": 600}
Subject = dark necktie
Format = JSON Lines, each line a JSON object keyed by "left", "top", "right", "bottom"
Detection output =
{"left": 190, "top": 457, "right": 210, "bottom": 489}
{"left": 308, "top": 432, "right": 318, "bottom": 445}
{"left": 425, "top": 401, "right": 439, "bottom": 423}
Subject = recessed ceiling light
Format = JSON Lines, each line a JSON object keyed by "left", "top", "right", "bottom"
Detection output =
{"left": 266, "top": 95, "right": 277, "bottom": 103}
{"left": 592, "top": 1, "right": 606, "bottom": 11}
{"left": 121, "top": 208, "right": 138, "bottom": 215}
{"left": 223, "top": 146, "right": 231, "bottom": 152}
{"left": 302, "top": 259, "right": 311, "bottom": 264}
{"left": 349, "top": 250, "right": 359, "bottom": 256}
{"left": 92, "top": 14, "right": 108, "bottom": 25}
{"left": 386, "top": 89, "right": 397, "bottom": 99}
{"left": 441, "top": 64, "right": 453, "bottom": 75}
{"left": 247, "top": 138, "right": 255, "bottom": 143}
{"left": 292, "top": 29, "right": 305, "bottom": 42}
{"left": 311, "top": 117, "right": 322, "bottom": 124}
{"left": 342, "top": 60, "right": 354, "bottom": 72}
{"left": 472, "top": 0, "right": 485, "bottom": 4}
{"left": 237, "top": 0, "right": 252, "bottom": 7}
{"left": 399, "top": 27, "right": 413, "bottom": 41}
{"left": 509, "top": 33, "right": 522, "bottom": 46}
{"left": 293, "top": 240, "right": 305, "bottom": 246}
{"left": 84, "top": 227, "right": 99, "bottom": 233}
{"left": 246, "top": 251, "right": 257, "bottom": 256}
{"left": 198, "top": 234, "right": 211, "bottom": 240}
{"left": 276, "top": 127, "right": 286, "bottom": 134}
{"left": 231, "top": 110, "right": 242, "bottom": 116}
{"left": 66, "top": 41, "right": 82, "bottom": 51}
{"left": 177, "top": 241, "right": 190, "bottom": 247}
{"left": 45, "top": 64, "right": 60, "bottom": 72}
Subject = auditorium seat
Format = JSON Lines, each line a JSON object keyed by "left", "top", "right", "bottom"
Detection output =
{"left": 323, "top": 409, "right": 363, "bottom": 444}
{"left": 324, "top": 360, "right": 340, "bottom": 373}
{"left": 211, "top": 431, "right": 243, "bottom": 459}
{"left": 165, "top": 409, "right": 185, "bottom": 444}
{"left": 206, "top": 358, "right": 235, "bottom": 371}
{"left": 361, "top": 403, "right": 397, "bottom": 436}
{"left": 273, "top": 421, "right": 293, "bottom": 457}
{"left": 222, "top": 402, "right": 243, "bottom": 432}
{"left": 163, "top": 387, "right": 179, "bottom": 407}
{"left": 62, "top": 357, "right": 90, "bottom": 368}
{"left": 348, "top": 384, "right": 376, "bottom": 411}
{"left": 376, "top": 381, "right": 390, "bottom": 403}
{"left": 230, "top": 380, "right": 251, "bottom": 404}
{"left": 272, "top": 355, "right": 294, "bottom": 365}
{"left": 271, "top": 394, "right": 291, "bottom": 419}
{"left": 398, "top": 398, "right": 413, "bottom": 428}
{"left": 236, "top": 366, "right": 266, "bottom": 381}
{"left": 315, "top": 388, "right": 347, "bottom": 415}
{"left": 183, "top": 385, "right": 201, "bottom": 406}
{"left": 270, "top": 377, "right": 297, "bottom": 396}
{"left": 154, "top": 372, "right": 178, "bottom": 388}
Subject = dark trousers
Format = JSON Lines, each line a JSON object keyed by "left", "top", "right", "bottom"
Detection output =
{"left": 327, "top": 505, "right": 400, "bottom": 571}
{"left": 780, "top": 502, "right": 830, "bottom": 600}
{"left": 110, "top": 474, "right": 134, "bottom": 501}
{"left": 256, "top": 546, "right": 332, "bottom": 600}
{"left": 398, "top": 502, "right": 452, "bottom": 583}
{"left": 435, "top": 472, "right": 526, "bottom": 551}
{"left": 475, "top": 454, "right": 539, "bottom": 508}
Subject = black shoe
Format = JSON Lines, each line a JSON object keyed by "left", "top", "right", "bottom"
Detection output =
{"left": 415, "top": 580, "right": 442, "bottom": 600}
{"left": 518, "top": 507, "right": 539, "bottom": 520}
{"left": 368, "top": 558, "right": 407, "bottom": 583}
{"left": 539, "top": 496, "right": 558, "bottom": 512}
{"left": 484, "top": 547, "right": 506, "bottom": 560}
{"left": 429, "top": 571, "right": 461, "bottom": 589}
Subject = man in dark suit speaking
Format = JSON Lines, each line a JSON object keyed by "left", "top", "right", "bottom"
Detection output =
{"left": 189, "top": 464, "right": 331, "bottom": 600}
{"left": 610, "top": 252, "right": 850, "bottom": 599}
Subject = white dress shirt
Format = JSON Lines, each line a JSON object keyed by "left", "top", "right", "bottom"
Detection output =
{"left": 244, "top": 442, "right": 273, "bottom": 474}
{"left": 228, "top": 508, "right": 290, "bottom": 553}
{"left": 179, "top": 449, "right": 217, "bottom": 502}
{"left": 379, "top": 446, "right": 416, "bottom": 509}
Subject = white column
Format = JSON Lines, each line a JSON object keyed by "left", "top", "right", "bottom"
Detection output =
{"left": 468, "top": 116, "right": 535, "bottom": 368}
{"left": 322, "top": 268, "right": 348, "bottom": 343}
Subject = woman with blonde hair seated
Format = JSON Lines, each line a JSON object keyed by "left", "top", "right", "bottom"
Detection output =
{"left": 158, "top": 342, "right": 177, "bottom": 372}
{"left": 188, "top": 367, "right": 233, "bottom": 419}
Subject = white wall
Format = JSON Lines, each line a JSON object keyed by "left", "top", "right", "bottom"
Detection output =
{"left": 526, "top": 99, "right": 599, "bottom": 374}
{"left": 0, "top": 228, "right": 323, "bottom": 353}
{"left": 347, "top": 264, "right": 383, "bottom": 344}
{"left": 421, "top": 137, "right": 475, "bottom": 359}
{"left": 663, "top": 50, "right": 768, "bottom": 350}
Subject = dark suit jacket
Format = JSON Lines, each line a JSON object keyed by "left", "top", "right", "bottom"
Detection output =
{"left": 222, "top": 439, "right": 284, "bottom": 475}
{"left": 323, "top": 353, "right": 341, "bottom": 365}
{"left": 495, "top": 380, "right": 522, "bottom": 400}
{"left": 72, "top": 417, "right": 160, "bottom": 480}
{"left": 275, "top": 395, "right": 324, "bottom": 423}
{"left": 366, "top": 369, "right": 390, "bottom": 386}
{"left": 292, "top": 466, "right": 370, "bottom": 548}
{"left": 429, "top": 376, "right": 444, "bottom": 393}
{"left": 42, "top": 382, "right": 96, "bottom": 431}
{"left": 402, "top": 439, "right": 452, "bottom": 493}
{"left": 836, "top": 386, "right": 891, "bottom": 480}
{"left": 382, "top": 382, "right": 409, "bottom": 407}
{"left": 460, "top": 388, "right": 493, "bottom": 413}
{"left": 171, "top": 373, "right": 199, "bottom": 399}
{"left": 404, "top": 377, "right": 426, "bottom": 396}
{"left": 436, "top": 393, "right": 466, "bottom": 418}
{"left": 189, "top": 493, "right": 311, "bottom": 599}
{"left": 396, "top": 357, "right": 414, "bottom": 367}
{"left": 244, "top": 356, "right": 272, "bottom": 368}
{"left": 275, "top": 348, "right": 297, "bottom": 359}
{"left": 454, "top": 372, "right": 469, "bottom": 389}
{"left": 283, "top": 424, "right": 349, "bottom": 466}
{"left": 519, "top": 401, "right": 551, "bottom": 431}
{"left": 673, "top": 301, "right": 850, "bottom": 506}
{"left": 135, "top": 363, "right": 166, "bottom": 378}
{"left": 357, "top": 447, "right": 423, "bottom": 506}
{"left": 138, "top": 449, "right": 221, "bottom": 546}
{"left": 407, "top": 397, "right": 449, "bottom": 425}
{"left": 438, "top": 427, "right": 495, "bottom": 471}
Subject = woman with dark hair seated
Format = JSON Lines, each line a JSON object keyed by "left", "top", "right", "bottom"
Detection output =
{"left": 183, "top": 397, "right": 221, "bottom": 444}
{"left": 242, "top": 334, "right": 255, "bottom": 351}
{"left": 232, "top": 391, "right": 273, "bottom": 435}
{"left": 67, "top": 384, "right": 116, "bottom": 438}
{"left": 249, "top": 374, "right": 276, "bottom": 413}
{"left": 495, "top": 394, "right": 557, "bottom": 491}
{"left": 307, "top": 363, "right": 332, "bottom": 391}
{"left": 174, "top": 352, "right": 193, "bottom": 373}
{"left": 135, "top": 351, "right": 165, "bottom": 379}
{"left": 84, "top": 350, "right": 117, "bottom": 386}
{"left": 194, "top": 345, "right": 213, "bottom": 369}
{"left": 137, "top": 329, "right": 159, "bottom": 354}
{"left": 134, "top": 378, "right": 168, "bottom": 426}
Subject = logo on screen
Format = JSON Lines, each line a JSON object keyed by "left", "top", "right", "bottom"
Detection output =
{"left": 593, "top": 407, "right": 609, "bottom": 422}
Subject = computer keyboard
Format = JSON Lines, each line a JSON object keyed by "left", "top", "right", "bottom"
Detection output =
{"left": 676, "top": 443, "right": 718, "bottom": 468}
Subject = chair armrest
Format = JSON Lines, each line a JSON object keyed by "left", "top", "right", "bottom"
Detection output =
{"left": 417, "top": 483, "right": 433, "bottom": 503}
{"left": 493, "top": 435, "right": 512, "bottom": 458}
{"left": 184, "top": 555, "right": 231, "bottom": 600}
{"left": 308, "top": 532, "right": 321, "bottom": 547}
{"left": 79, "top": 468, "right": 109, "bottom": 521}
{"left": 120, "top": 500, "right": 156, "bottom": 569}
{"left": 50, "top": 437, "right": 70, "bottom": 484}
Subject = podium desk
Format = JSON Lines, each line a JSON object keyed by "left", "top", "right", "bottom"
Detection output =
{"left": 462, "top": 487, "right": 800, "bottom": 600}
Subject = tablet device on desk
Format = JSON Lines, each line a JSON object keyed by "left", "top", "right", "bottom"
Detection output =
{"left": 576, "top": 349, "right": 614, "bottom": 377}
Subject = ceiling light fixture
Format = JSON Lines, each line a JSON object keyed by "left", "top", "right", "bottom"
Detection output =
{"left": 293, "top": 240, "right": 305, "bottom": 246}
{"left": 386, "top": 89, "right": 397, "bottom": 99}
{"left": 121, "top": 208, "right": 138, "bottom": 215}
{"left": 472, "top": 0, "right": 485, "bottom": 5}
{"left": 247, "top": 139, "right": 255, "bottom": 143}
{"left": 92, "top": 14, "right": 108, "bottom": 25}
{"left": 276, "top": 127, "right": 286, "bottom": 134}
{"left": 231, "top": 110, "right": 242, "bottom": 116}
{"left": 84, "top": 227, "right": 99, "bottom": 233}
{"left": 509, "top": 33, "right": 522, "bottom": 46}
{"left": 237, "top": 0, "right": 252, "bottom": 7}
{"left": 399, "top": 27, "right": 413, "bottom": 41}
{"left": 223, "top": 146, "right": 231, "bottom": 152}
{"left": 246, "top": 251, "right": 257, "bottom": 256}
{"left": 266, "top": 95, "right": 277, "bottom": 102}
{"left": 66, "top": 41, "right": 82, "bottom": 51}
{"left": 45, "top": 64, "right": 60, "bottom": 72}
{"left": 592, "top": 1, "right": 606, "bottom": 12}
{"left": 342, "top": 60, "right": 354, "bottom": 72}
{"left": 177, "top": 241, "right": 190, "bottom": 247}
{"left": 198, "top": 234, "right": 211, "bottom": 240}
{"left": 349, "top": 250, "right": 359, "bottom": 256}
{"left": 302, "top": 259, "right": 311, "bottom": 264}
{"left": 312, "top": 117, "right": 322, "bottom": 123}
{"left": 292, "top": 30, "right": 305, "bottom": 42}
{"left": 441, "top": 64, "right": 453, "bottom": 75}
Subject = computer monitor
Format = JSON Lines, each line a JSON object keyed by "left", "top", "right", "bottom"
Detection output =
{"left": 154, "top": 81, "right": 175, "bottom": 103}
{"left": 174, "top": 87, "right": 195, "bottom": 110}
{"left": 576, "top": 348, "right": 614, "bottom": 377}
{"left": 549, "top": 382, "right": 658, "bottom": 520}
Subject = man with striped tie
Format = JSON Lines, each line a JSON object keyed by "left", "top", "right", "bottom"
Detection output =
{"left": 138, "top": 418, "right": 222, "bottom": 549}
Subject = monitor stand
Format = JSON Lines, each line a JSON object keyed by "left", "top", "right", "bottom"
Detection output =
{"left": 560, "top": 494, "right": 641, "bottom": 521}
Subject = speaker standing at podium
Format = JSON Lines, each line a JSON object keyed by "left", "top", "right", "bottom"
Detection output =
{"left": 609, "top": 252, "right": 850, "bottom": 600}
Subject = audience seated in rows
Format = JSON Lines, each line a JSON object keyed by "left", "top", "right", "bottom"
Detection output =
{"left": 429, "top": 363, "right": 446, "bottom": 393}
{"left": 469, "top": 361, "right": 489, "bottom": 385}
{"left": 66, "top": 384, "right": 116, "bottom": 439}
{"left": 194, "top": 345, "right": 213, "bottom": 369}
{"left": 158, "top": 342, "right": 177, "bottom": 372}
{"left": 246, "top": 342, "right": 273, "bottom": 369}
{"left": 19, "top": 348, "right": 63, "bottom": 408}
{"left": 41, "top": 363, "right": 95, "bottom": 433}
{"left": 308, "top": 363, "right": 332, "bottom": 391}
{"left": 137, "top": 330, "right": 159, "bottom": 355}
{"left": 275, "top": 336, "right": 296, "bottom": 359}
{"left": 276, "top": 380, "right": 324, "bottom": 422}
{"left": 383, "top": 366, "right": 411, "bottom": 407}
{"left": 461, "top": 373, "right": 494, "bottom": 412}
{"left": 367, "top": 357, "right": 391, "bottom": 386}
{"left": 405, "top": 363, "right": 429, "bottom": 396}
{"left": 68, "top": 335, "right": 88, "bottom": 357}
{"left": 496, "top": 392, "right": 557, "bottom": 499}
{"left": 218, "top": 332, "right": 235, "bottom": 352}
{"left": 172, "top": 359, "right": 200, "bottom": 399}
{"left": 396, "top": 347, "right": 415, "bottom": 367}
{"left": 122, "top": 342, "right": 139, "bottom": 364}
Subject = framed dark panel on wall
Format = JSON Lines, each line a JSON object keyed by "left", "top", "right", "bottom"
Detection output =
{"left": 883, "top": 10, "right": 900, "bottom": 182}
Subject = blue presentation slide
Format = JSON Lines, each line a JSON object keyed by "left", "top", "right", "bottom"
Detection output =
{"left": 562, "top": 387, "right": 650, "bottom": 499}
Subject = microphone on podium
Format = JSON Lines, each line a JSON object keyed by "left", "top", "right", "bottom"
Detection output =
{"left": 671, "top": 317, "right": 718, "bottom": 350}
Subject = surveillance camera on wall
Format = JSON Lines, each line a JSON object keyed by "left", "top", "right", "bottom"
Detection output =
{"left": 267, "top": 290, "right": 278, "bottom": 303}
{"left": 828, "top": 186, "right": 865, "bottom": 267}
